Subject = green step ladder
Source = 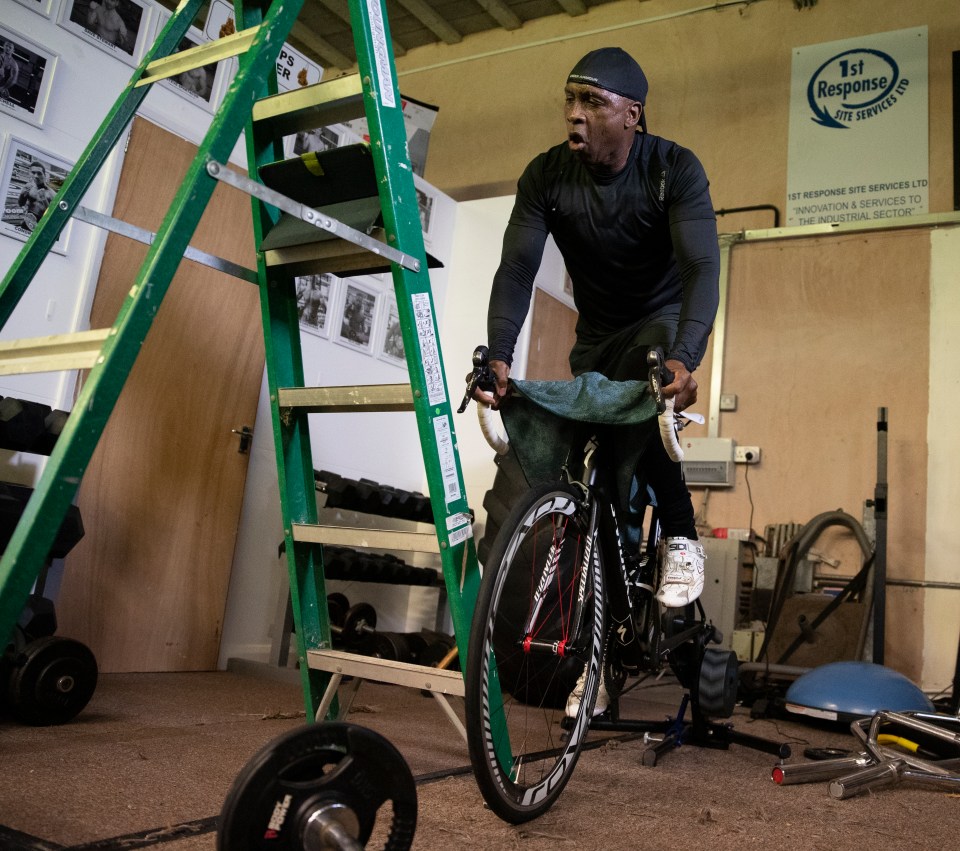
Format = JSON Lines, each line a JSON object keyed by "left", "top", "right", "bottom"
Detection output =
{"left": 0, "top": 0, "right": 481, "bottom": 726}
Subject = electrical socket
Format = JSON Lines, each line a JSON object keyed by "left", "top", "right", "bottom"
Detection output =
{"left": 735, "top": 446, "right": 761, "bottom": 464}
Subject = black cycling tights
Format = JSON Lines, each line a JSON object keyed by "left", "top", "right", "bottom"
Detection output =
{"left": 643, "top": 432, "right": 698, "bottom": 540}
{"left": 609, "top": 339, "right": 697, "bottom": 542}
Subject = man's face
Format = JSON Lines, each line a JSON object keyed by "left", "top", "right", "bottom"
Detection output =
{"left": 2, "top": 42, "right": 13, "bottom": 59}
{"left": 30, "top": 167, "right": 46, "bottom": 186}
{"left": 564, "top": 83, "right": 638, "bottom": 168}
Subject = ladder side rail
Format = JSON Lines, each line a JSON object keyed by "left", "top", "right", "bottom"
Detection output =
{"left": 0, "top": 1, "right": 205, "bottom": 329}
{"left": 239, "top": 0, "right": 333, "bottom": 721}
{"left": 0, "top": 0, "right": 304, "bottom": 643}
{"left": 347, "top": 0, "right": 481, "bottom": 655}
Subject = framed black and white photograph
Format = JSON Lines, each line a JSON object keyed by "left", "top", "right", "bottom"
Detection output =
{"left": 416, "top": 186, "right": 434, "bottom": 237}
{"left": 153, "top": 14, "right": 221, "bottom": 112}
{"left": 0, "top": 25, "right": 59, "bottom": 129}
{"left": 0, "top": 135, "right": 73, "bottom": 254}
{"left": 376, "top": 295, "right": 406, "bottom": 367}
{"left": 58, "top": 0, "right": 153, "bottom": 67}
{"left": 333, "top": 278, "right": 380, "bottom": 355}
{"left": 13, "top": 0, "right": 59, "bottom": 19}
{"left": 296, "top": 273, "right": 336, "bottom": 338}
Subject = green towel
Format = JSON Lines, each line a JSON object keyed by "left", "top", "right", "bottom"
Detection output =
{"left": 498, "top": 372, "right": 659, "bottom": 543}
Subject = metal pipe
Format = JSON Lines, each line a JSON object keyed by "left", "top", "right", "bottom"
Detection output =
{"left": 772, "top": 754, "right": 871, "bottom": 786}
{"left": 715, "top": 204, "right": 780, "bottom": 228}
{"left": 829, "top": 760, "right": 904, "bottom": 799}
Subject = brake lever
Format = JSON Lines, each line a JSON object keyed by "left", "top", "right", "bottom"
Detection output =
{"left": 646, "top": 349, "right": 668, "bottom": 414}
{"left": 457, "top": 345, "right": 494, "bottom": 413}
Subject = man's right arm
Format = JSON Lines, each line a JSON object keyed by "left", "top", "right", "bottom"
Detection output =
{"left": 477, "top": 222, "right": 546, "bottom": 406}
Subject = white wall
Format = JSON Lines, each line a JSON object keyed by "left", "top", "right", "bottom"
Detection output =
{"left": 925, "top": 227, "right": 960, "bottom": 691}
{"left": 1, "top": 0, "right": 244, "bottom": 479}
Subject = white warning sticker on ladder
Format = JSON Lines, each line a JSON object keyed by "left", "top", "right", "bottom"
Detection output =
{"left": 365, "top": 0, "right": 397, "bottom": 109}
{"left": 433, "top": 415, "right": 461, "bottom": 504}
{"left": 411, "top": 292, "right": 446, "bottom": 406}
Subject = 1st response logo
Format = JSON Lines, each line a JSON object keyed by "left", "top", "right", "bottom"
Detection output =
{"left": 807, "top": 48, "right": 908, "bottom": 129}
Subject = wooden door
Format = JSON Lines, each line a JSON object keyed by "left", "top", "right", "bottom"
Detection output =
{"left": 526, "top": 287, "right": 577, "bottom": 380}
{"left": 58, "top": 118, "right": 264, "bottom": 672}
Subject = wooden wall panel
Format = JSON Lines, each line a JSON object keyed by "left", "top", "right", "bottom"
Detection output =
{"left": 527, "top": 288, "right": 576, "bottom": 380}
{"left": 58, "top": 119, "right": 263, "bottom": 672}
{"left": 702, "top": 230, "right": 930, "bottom": 677}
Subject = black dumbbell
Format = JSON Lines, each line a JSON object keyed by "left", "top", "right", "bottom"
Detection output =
{"left": 0, "top": 397, "right": 51, "bottom": 452}
{"left": 329, "top": 602, "right": 377, "bottom": 646}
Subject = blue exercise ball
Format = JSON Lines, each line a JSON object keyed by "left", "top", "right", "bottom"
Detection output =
{"left": 785, "top": 661, "right": 933, "bottom": 722}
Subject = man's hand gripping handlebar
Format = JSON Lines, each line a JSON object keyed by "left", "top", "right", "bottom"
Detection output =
{"left": 458, "top": 346, "right": 510, "bottom": 455}
{"left": 647, "top": 349, "right": 704, "bottom": 462}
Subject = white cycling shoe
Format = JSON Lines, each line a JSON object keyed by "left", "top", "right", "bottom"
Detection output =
{"left": 655, "top": 537, "right": 706, "bottom": 608}
{"left": 565, "top": 666, "right": 610, "bottom": 718}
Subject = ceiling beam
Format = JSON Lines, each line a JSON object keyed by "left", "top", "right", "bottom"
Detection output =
{"left": 554, "top": 0, "right": 588, "bottom": 16}
{"left": 290, "top": 20, "right": 355, "bottom": 70}
{"left": 472, "top": 0, "right": 521, "bottom": 30}
{"left": 392, "top": 0, "right": 463, "bottom": 44}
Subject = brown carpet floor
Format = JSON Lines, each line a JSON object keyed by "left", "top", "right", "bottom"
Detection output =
{"left": 0, "top": 664, "right": 956, "bottom": 850}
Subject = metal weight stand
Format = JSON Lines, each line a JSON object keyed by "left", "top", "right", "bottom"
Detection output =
{"left": 772, "top": 710, "right": 960, "bottom": 798}
{"left": 872, "top": 407, "right": 888, "bottom": 664}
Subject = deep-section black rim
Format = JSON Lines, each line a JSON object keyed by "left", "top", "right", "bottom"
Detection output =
{"left": 466, "top": 484, "right": 605, "bottom": 823}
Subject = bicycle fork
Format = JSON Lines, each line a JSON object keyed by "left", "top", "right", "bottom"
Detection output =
{"left": 520, "top": 497, "right": 599, "bottom": 663}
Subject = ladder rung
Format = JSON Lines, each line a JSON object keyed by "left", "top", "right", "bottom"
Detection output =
{"left": 263, "top": 229, "right": 403, "bottom": 277}
{"left": 252, "top": 75, "right": 365, "bottom": 137}
{"left": 136, "top": 28, "right": 260, "bottom": 87}
{"left": 0, "top": 329, "right": 111, "bottom": 376}
{"left": 292, "top": 523, "right": 440, "bottom": 553}
{"left": 306, "top": 648, "right": 464, "bottom": 696}
{"left": 278, "top": 384, "right": 413, "bottom": 413}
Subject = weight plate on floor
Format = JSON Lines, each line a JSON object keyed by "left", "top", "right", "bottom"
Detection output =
{"left": 6, "top": 636, "right": 98, "bottom": 726}
{"left": 218, "top": 721, "right": 417, "bottom": 850}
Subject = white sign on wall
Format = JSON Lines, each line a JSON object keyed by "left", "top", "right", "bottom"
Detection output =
{"left": 203, "top": 0, "right": 323, "bottom": 92}
{"left": 786, "top": 27, "right": 928, "bottom": 228}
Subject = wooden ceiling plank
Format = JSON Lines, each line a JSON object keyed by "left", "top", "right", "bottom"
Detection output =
{"left": 392, "top": 0, "right": 463, "bottom": 44}
{"left": 471, "top": 0, "right": 522, "bottom": 30}
{"left": 554, "top": 0, "right": 588, "bottom": 16}
{"left": 290, "top": 20, "right": 356, "bottom": 70}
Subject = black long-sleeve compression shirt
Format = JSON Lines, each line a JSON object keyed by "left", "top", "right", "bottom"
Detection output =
{"left": 488, "top": 132, "right": 720, "bottom": 373}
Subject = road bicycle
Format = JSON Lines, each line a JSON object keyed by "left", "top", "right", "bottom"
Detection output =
{"left": 458, "top": 346, "right": 741, "bottom": 824}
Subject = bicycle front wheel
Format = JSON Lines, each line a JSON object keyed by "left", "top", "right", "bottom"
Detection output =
{"left": 465, "top": 483, "right": 605, "bottom": 823}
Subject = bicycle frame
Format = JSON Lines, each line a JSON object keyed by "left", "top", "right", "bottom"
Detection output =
{"left": 463, "top": 345, "right": 745, "bottom": 824}
{"left": 557, "top": 425, "right": 708, "bottom": 677}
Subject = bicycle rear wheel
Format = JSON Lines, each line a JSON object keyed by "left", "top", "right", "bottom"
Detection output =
{"left": 465, "top": 483, "right": 605, "bottom": 823}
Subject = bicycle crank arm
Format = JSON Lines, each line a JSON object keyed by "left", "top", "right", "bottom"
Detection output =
{"left": 656, "top": 623, "right": 705, "bottom": 657}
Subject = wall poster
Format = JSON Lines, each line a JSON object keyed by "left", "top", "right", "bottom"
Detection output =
{"left": 787, "top": 27, "right": 928, "bottom": 228}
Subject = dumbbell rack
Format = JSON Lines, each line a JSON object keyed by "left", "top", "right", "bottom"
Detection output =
{"left": 0, "top": 0, "right": 480, "bottom": 727}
